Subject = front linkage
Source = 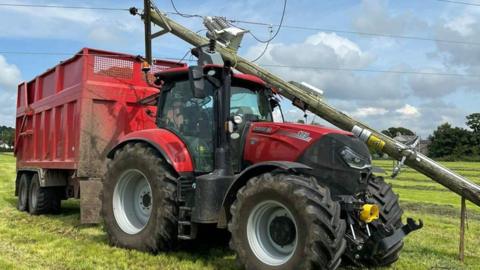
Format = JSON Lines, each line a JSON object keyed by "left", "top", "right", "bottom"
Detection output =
{"left": 364, "top": 218, "right": 423, "bottom": 259}
{"left": 339, "top": 176, "right": 423, "bottom": 267}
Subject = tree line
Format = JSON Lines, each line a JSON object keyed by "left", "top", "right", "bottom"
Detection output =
{"left": 428, "top": 113, "right": 480, "bottom": 161}
{"left": 378, "top": 113, "right": 479, "bottom": 161}
{"left": 0, "top": 126, "right": 15, "bottom": 150}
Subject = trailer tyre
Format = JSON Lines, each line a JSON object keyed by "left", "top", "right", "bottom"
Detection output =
{"left": 228, "top": 173, "right": 346, "bottom": 270}
{"left": 28, "top": 174, "right": 61, "bottom": 215}
{"left": 102, "top": 143, "right": 178, "bottom": 253}
{"left": 17, "top": 173, "right": 31, "bottom": 211}
{"left": 363, "top": 176, "right": 404, "bottom": 267}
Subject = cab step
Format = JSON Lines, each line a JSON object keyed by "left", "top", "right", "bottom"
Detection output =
{"left": 178, "top": 206, "right": 196, "bottom": 240}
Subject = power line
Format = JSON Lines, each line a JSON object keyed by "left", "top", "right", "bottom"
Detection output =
{"left": 251, "top": 40, "right": 271, "bottom": 62}
{"left": 159, "top": 10, "right": 480, "bottom": 46}
{"left": 0, "top": 3, "right": 128, "bottom": 11}
{"left": 1, "top": 50, "right": 478, "bottom": 78}
{"left": 165, "top": 11, "right": 480, "bottom": 47}
{"left": 1, "top": 2, "right": 480, "bottom": 46}
{"left": 168, "top": 0, "right": 201, "bottom": 18}
{"left": 262, "top": 64, "right": 478, "bottom": 78}
{"left": 0, "top": 51, "right": 195, "bottom": 62}
{"left": 247, "top": 0, "right": 287, "bottom": 62}
{"left": 245, "top": 0, "right": 287, "bottom": 44}
{"left": 436, "top": 0, "right": 480, "bottom": 6}
{"left": 229, "top": 19, "right": 480, "bottom": 46}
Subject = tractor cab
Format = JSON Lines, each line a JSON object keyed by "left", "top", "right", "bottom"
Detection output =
{"left": 153, "top": 64, "right": 280, "bottom": 174}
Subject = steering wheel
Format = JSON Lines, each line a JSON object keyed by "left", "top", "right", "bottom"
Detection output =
{"left": 189, "top": 96, "right": 212, "bottom": 107}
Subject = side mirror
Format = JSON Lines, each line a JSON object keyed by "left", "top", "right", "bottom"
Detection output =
{"left": 188, "top": 66, "right": 206, "bottom": 99}
{"left": 270, "top": 98, "right": 280, "bottom": 110}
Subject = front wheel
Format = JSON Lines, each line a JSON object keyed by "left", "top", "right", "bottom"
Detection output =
{"left": 362, "top": 176, "right": 404, "bottom": 267}
{"left": 102, "top": 143, "right": 178, "bottom": 253}
{"left": 228, "top": 173, "right": 346, "bottom": 270}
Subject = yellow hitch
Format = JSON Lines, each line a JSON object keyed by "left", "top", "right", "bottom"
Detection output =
{"left": 360, "top": 204, "right": 380, "bottom": 223}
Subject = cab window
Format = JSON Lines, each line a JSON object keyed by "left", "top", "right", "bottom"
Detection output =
{"left": 230, "top": 86, "right": 273, "bottom": 121}
{"left": 158, "top": 80, "right": 214, "bottom": 172}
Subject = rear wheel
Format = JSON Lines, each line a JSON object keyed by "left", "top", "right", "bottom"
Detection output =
{"left": 102, "top": 143, "right": 178, "bottom": 252}
{"left": 229, "top": 173, "right": 346, "bottom": 270}
{"left": 28, "top": 174, "right": 61, "bottom": 215}
{"left": 17, "top": 173, "right": 31, "bottom": 211}
{"left": 362, "top": 176, "right": 404, "bottom": 267}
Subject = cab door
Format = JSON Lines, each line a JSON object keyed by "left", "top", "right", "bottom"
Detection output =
{"left": 157, "top": 80, "right": 215, "bottom": 172}
{"left": 229, "top": 85, "right": 273, "bottom": 172}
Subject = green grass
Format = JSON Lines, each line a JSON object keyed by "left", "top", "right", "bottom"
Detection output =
{"left": 0, "top": 153, "right": 236, "bottom": 270}
{"left": 374, "top": 160, "right": 480, "bottom": 214}
{"left": 0, "top": 152, "right": 479, "bottom": 269}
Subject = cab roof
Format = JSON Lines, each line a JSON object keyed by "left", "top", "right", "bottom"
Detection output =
{"left": 155, "top": 65, "right": 266, "bottom": 87}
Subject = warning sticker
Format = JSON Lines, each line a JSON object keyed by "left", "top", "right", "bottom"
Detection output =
{"left": 367, "top": 135, "right": 386, "bottom": 151}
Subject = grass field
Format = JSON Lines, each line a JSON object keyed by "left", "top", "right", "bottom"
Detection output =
{"left": 0, "top": 152, "right": 479, "bottom": 269}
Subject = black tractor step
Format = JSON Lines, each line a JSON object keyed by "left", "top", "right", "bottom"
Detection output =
{"left": 177, "top": 220, "right": 196, "bottom": 240}
{"left": 177, "top": 206, "right": 196, "bottom": 240}
{"left": 177, "top": 177, "right": 194, "bottom": 203}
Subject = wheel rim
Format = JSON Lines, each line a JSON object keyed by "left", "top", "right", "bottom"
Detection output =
{"left": 247, "top": 200, "right": 298, "bottom": 266}
{"left": 113, "top": 169, "right": 152, "bottom": 234}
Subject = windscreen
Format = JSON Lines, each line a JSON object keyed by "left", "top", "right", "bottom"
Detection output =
{"left": 230, "top": 86, "right": 273, "bottom": 122}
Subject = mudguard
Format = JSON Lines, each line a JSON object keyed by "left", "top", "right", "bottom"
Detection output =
{"left": 218, "top": 161, "right": 311, "bottom": 227}
{"left": 107, "top": 129, "right": 194, "bottom": 173}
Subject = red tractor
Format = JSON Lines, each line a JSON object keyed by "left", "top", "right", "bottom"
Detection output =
{"left": 15, "top": 46, "right": 420, "bottom": 269}
{"left": 101, "top": 45, "right": 421, "bottom": 269}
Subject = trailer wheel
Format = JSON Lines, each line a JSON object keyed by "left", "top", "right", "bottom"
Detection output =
{"left": 363, "top": 176, "right": 404, "bottom": 267}
{"left": 17, "top": 173, "right": 31, "bottom": 211}
{"left": 228, "top": 173, "right": 346, "bottom": 270}
{"left": 28, "top": 174, "right": 61, "bottom": 215}
{"left": 102, "top": 143, "right": 178, "bottom": 253}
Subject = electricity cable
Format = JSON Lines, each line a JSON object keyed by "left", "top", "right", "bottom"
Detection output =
{"left": 1, "top": 50, "right": 479, "bottom": 78}
{"left": 0, "top": 2, "right": 480, "bottom": 46}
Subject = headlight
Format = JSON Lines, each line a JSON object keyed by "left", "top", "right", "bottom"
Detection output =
{"left": 340, "top": 146, "right": 371, "bottom": 170}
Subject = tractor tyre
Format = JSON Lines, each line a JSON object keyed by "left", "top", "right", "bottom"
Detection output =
{"left": 17, "top": 173, "right": 31, "bottom": 211}
{"left": 363, "top": 176, "right": 404, "bottom": 267}
{"left": 228, "top": 173, "right": 346, "bottom": 270}
{"left": 102, "top": 142, "right": 178, "bottom": 253}
{"left": 28, "top": 174, "right": 61, "bottom": 215}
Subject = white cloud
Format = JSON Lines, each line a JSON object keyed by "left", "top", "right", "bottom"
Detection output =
{"left": 243, "top": 32, "right": 408, "bottom": 102}
{"left": 445, "top": 14, "right": 475, "bottom": 37}
{"left": 396, "top": 104, "right": 420, "bottom": 117}
{"left": 352, "top": 0, "right": 428, "bottom": 35}
{"left": 433, "top": 10, "right": 480, "bottom": 75}
{"left": 351, "top": 107, "right": 388, "bottom": 117}
{"left": 0, "top": 1, "right": 142, "bottom": 45}
{"left": 0, "top": 55, "right": 21, "bottom": 90}
{"left": 305, "top": 32, "right": 364, "bottom": 59}
{"left": 0, "top": 55, "right": 21, "bottom": 127}
{"left": 249, "top": 31, "right": 374, "bottom": 69}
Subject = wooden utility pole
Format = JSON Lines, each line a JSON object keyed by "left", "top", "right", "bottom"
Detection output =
{"left": 143, "top": 6, "right": 480, "bottom": 208}
{"left": 143, "top": 0, "right": 152, "bottom": 64}
{"left": 459, "top": 196, "right": 466, "bottom": 262}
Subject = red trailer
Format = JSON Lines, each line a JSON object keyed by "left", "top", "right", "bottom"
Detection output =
{"left": 14, "top": 48, "right": 184, "bottom": 222}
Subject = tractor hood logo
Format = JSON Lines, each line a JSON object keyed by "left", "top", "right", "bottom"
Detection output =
{"left": 279, "top": 130, "right": 312, "bottom": 142}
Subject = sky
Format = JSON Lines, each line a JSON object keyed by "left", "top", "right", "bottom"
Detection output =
{"left": 0, "top": 0, "right": 479, "bottom": 138}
